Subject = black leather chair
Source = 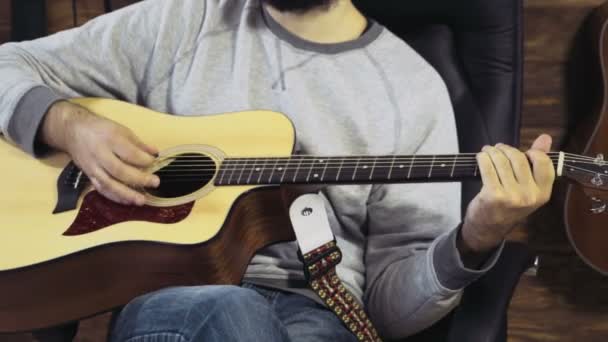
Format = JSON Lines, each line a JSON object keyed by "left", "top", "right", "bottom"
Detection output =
{"left": 353, "top": 0, "right": 535, "bottom": 341}
{"left": 29, "top": 0, "right": 534, "bottom": 341}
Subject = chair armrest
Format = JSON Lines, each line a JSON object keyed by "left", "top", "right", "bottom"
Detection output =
{"left": 446, "top": 241, "right": 535, "bottom": 342}
{"left": 31, "top": 322, "right": 78, "bottom": 342}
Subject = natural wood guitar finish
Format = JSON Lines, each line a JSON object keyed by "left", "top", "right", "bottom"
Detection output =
{"left": 564, "top": 1, "right": 608, "bottom": 275}
{"left": 0, "top": 99, "right": 297, "bottom": 332}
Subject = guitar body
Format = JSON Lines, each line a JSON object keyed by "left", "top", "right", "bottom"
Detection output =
{"left": 0, "top": 98, "right": 297, "bottom": 332}
{"left": 564, "top": 3, "right": 608, "bottom": 275}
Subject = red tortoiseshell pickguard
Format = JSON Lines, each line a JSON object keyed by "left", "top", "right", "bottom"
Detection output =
{"left": 63, "top": 191, "right": 195, "bottom": 236}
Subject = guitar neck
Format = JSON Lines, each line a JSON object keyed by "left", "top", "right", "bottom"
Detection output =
{"left": 214, "top": 152, "right": 564, "bottom": 186}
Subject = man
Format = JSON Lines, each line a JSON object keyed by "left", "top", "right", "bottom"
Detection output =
{"left": 0, "top": 0, "right": 555, "bottom": 341}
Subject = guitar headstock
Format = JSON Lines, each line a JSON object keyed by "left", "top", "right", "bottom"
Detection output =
{"left": 560, "top": 152, "right": 608, "bottom": 199}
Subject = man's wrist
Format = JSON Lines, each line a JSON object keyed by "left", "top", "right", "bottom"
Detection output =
{"left": 40, "top": 100, "right": 74, "bottom": 152}
{"left": 456, "top": 226, "right": 493, "bottom": 269}
{"left": 457, "top": 221, "right": 503, "bottom": 269}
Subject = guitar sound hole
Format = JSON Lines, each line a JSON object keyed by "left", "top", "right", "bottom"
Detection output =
{"left": 147, "top": 153, "right": 216, "bottom": 199}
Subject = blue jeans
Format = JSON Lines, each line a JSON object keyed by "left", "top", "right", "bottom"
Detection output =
{"left": 109, "top": 283, "right": 358, "bottom": 342}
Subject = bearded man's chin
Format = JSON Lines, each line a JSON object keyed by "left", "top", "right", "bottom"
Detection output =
{"left": 262, "top": 0, "right": 337, "bottom": 13}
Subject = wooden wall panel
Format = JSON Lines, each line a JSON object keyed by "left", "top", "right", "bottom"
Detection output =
{"left": 521, "top": 0, "right": 606, "bottom": 148}
{"left": 509, "top": 0, "right": 608, "bottom": 341}
{"left": 0, "top": 0, "right": 138, "bottom": 44}
{"left": 46, "top": 0, "right": 137, "bottom": 34}
{"left": 0, "top": 0, "right": 11, "bottom": 44}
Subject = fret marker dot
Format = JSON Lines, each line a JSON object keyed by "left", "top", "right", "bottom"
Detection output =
{"left": 255, "top": 168, "right": 261, "bottom": 171}
{"left": 314, "top": 174, "right": 319, "bottom": 178}
{"left": 363, "top": 165, "right": 368, "bottom": 169}
{"left": 399, "top": 165, "right": 404, "bottom": 168}
{"left": 278, "top": 168, "right": 283, "bottom": 171}
{"left": 570, "top": 168, "right": 574, "bottom": 172}
{"left": 319, "top": 160, "right": 324, "bottom": 163}
{"left": 441, "top": 164, "right": 446, "bottom": 167}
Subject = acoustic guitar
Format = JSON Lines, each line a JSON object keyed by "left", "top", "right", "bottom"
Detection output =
{"left": 563, "top": 1, "right": 608, "bottom": 276}
{"left": 0, "top": 98, "right": 603, "bottom": 333}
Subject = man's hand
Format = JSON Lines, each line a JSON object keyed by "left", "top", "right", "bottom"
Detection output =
{"left": 460, "top": 134, "right": 556, "bottom": 254}
{"left": 41, "top": 101, "right": 160, "bottom": 206}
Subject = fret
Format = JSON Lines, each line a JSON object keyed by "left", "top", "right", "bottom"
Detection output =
{"left": 236, "top": 159, "right": 249, "bottom": 185}
{"left": 474, "top": 164, "right": 478, "bottom": 177}
{"left": 246, "top": 158, "right": 258, "bottom": 185}
{"left": 218, "top": 160, "right": 230, "bottom": 185}
{"left": 267, "top": 158, "right": 280, "bottom": 183}
{"left": 388, "top": 155, "right": 396, "bottom": 180}
{"left": 309, "top": 159, "right": 326, "bottom": 182}
{"left": 427, "top": 155, "right": 436, "bottom": 178}
{"left": 227, "top": 158, "right": 239, "bottom": 185}
{"left": 306, "top": 158, "right": 315, "bottom": 182}
{"left": 369, "top": 156, "right": 378, "bottom": 180}
{"left": 335, "top": 158, "right": 345, "bottom": 181}
{"left": 450, "top": 155, "right": 457, "bottom": 178}
{"left": 351, "top": 157, "right": 362, "bottom": 181}
{"left": 407, "top": 155, "right": 416, "bottom": 179}
{"left": 293, "top": 156, "right": 304, "bottom": 183}
{"left": 320, "top": 158, "right": 329, "bottom": 181}
{"left": 257, "top": 159, "right": 269, "bottom": 184}
{"left": 280, "top": 157, "right": 291, "bottom": 183}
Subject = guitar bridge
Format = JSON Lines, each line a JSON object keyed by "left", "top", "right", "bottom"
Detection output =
{"left": 53, "top": 162, "right": 88, "bottom": 214}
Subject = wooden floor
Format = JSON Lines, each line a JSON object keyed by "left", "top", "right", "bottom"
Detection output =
{"left": 2, "top": 0, "right": 608, "bottom": 341}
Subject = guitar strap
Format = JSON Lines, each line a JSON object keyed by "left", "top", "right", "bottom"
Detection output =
{"left": 288, "top": 193, "right": 382, "bottom": 342}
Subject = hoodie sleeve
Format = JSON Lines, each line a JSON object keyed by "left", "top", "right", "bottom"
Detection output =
{"left": 0, "top": 0, "right": 207, "bottom": 156}
{"left": 363, "top": 67, "right": 503, "bottom": 339}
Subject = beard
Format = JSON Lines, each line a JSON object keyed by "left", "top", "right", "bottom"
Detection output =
{"left": 261, "top": 0, "right": 337, "bottom": 13}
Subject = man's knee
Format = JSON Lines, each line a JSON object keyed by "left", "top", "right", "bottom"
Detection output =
{"left": 110, "top": 285, "right": 286, "bottom": 342}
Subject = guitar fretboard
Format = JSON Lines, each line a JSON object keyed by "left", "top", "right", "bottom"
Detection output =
{"left": 214, "top": 152, "right": 568, "bottom": 186}
{"left": 214, "top": 155, "right": 486, "bottom": 186}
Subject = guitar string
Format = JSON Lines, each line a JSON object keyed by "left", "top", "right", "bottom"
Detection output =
{"left": 152, "top": 152, "right": 594, "bottom": 163}
{"left": 144, "top": 154, "right": 585, "bottom": 168}
{"left": 562, "top": 163, "right": 608, "bottom": 179}
{"left": 68, "top": 164, "right": 477, "bottom": 180}
{"left": 68, "top": 168, "right": 482, "bottom": 185}
{"left": 124, "top": 157, "right": 602, "bottom": 174}
{"left": 67, "top": 163, "right": 606, "bottom": 185}
{"left": 62, "top": 154, "right": 603, "bottom": 180}
{"left": 152, "top": 154, "right": 582, "bottom": 164}
{"left": 154, "top": 151, "right": 568, "bottom": 159}
{"left": 62, "top": 155, "right": 568, "bottom": 177}
{"left": 68, "top": 165, "right": 484, "bottom": 181}
{"left": 155, "top": 164, "right": 605, "bottom": 183}
{"left": 151, "top": 158, "right": 603, "bottom": 172}
{"left": 153, "top": 164, "right": 608, "bottom": 179}
{"left": 65, "top": 158, "right": 605, "bottom": 181}
{"left": 152, "top": 155, "right": 602, "bottom": 169}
